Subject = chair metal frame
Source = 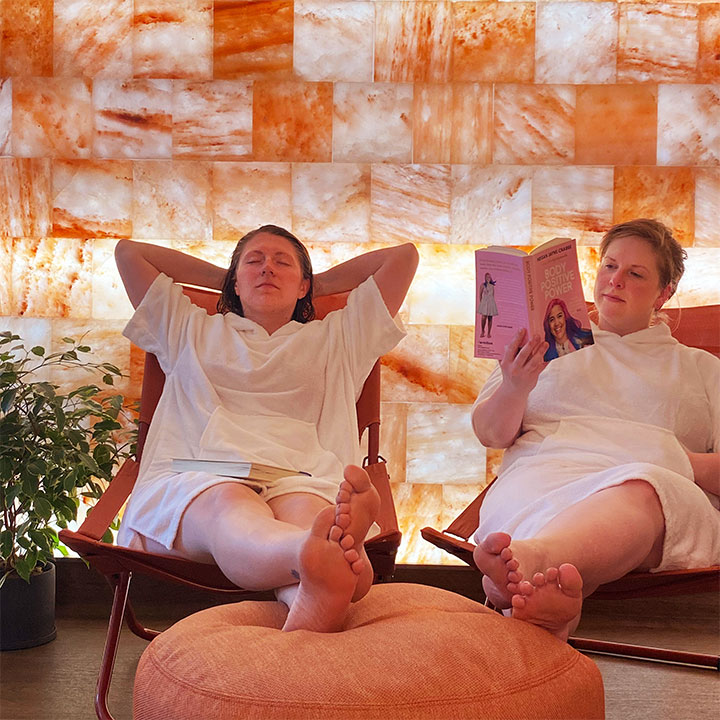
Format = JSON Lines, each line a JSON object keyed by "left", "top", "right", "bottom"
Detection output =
{"left": 422, "top": 304, "right": 720, "bottom": 671}
{"left": 59, "top": 287, "right": 402, "bottom": 720}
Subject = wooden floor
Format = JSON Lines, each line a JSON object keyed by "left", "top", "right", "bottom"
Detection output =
{"left": 1, "top": 565, "right": 719, "bottom": 720}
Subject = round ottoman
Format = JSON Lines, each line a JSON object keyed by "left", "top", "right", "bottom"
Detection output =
{"left": 134, "top": 583, "right": 604, "bottom": 720}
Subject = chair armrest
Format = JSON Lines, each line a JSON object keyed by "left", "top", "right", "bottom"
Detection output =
{"left": 78, "top": 458, "right": 139, "bottom": 540}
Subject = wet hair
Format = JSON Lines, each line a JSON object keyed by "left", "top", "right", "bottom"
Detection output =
{"left": 599, "top": 219, "right": 687, "bottom": 299}
{"left": 543, "top": 297, "right": 583, "bottom": 346}
{"left": 217, "top": 225, "right": 315, "bottom": 323}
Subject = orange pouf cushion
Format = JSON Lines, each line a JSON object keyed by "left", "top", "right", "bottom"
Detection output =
{"left": 134, "top": 583, "right": 604, "bottom": 720}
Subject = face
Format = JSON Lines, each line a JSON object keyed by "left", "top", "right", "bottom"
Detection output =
{"left": 547, "top": 304, "right": 568, "bottom": 342}
{"left": 234, "top": 232, "right": 310, "bottom": 327}
{"left": 593, "top": 235, "right": 670, "bottom": 336}
{"left": 485, "top": 273, "right": 491, "bottom": 283}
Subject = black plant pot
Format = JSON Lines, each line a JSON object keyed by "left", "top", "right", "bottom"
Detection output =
{"left": 0, "top": 561, "right": 57, "bottom": 651}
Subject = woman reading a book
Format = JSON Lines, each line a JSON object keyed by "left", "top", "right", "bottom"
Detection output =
{"left": 477, "top": 272, "right": 498, "bottom": 338}
{"left": 470, "top": 218, "right": 720, "bottom": 641}
{"left": 542, "top": 298, "right": 593, "bottom": 361}
{"left": 114, "top": 226, "right": 418, "bottom": 633}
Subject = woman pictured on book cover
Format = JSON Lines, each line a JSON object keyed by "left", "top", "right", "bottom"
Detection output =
{"left": 470, "top": 218, "right": 720, "bottom": 643}
{"left": 477, "top": 272, "right": 499, "bottom": 338}
{"left": 542, "top": 298, "right": 593, "bottom": 361}
{"left": 114, "top": 225, "right": 418, "bottom": 633}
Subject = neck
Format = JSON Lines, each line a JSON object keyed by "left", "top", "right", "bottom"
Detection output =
{"left": 245, "top": 309, "right": 294, "bottom": 335}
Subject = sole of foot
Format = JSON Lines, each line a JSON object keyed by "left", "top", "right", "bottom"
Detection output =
{"left": 473, "top": 532, "right": 520, "bottom": 609}
{"left": 282, "top": 506, "right": 360, "bottom": 633}
{"left": 510, "top": 563, "right": 584, "bottom": 641}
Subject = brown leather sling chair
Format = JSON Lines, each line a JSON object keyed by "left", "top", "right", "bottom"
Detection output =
{"left": 59, "top": 286, "right": 402, "bottom": 720}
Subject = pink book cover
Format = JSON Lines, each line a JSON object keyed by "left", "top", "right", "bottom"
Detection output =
{"left": 474, "top": 238, "right": 593, "bottom": 361}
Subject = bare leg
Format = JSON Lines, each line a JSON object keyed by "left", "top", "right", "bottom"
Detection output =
{"left": 480, "top": 315, "right": 487, "bottom": 337}
{"left": 487, "top": 316, "right": 493, "bottom": 338}
{"left": 473, "top": 480, "right": 665, "bottom": 634}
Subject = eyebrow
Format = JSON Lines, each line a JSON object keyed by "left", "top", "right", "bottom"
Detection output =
{"left": 244, "top": 249, "right": 293, "bottom": 259}
{"left": 604, "top": 255, "right": 650, "bottom": 271}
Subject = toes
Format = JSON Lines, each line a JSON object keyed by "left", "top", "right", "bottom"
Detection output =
{"left": 545, "top": 567, "right": 559, "bottom": 583}
{"left": 335, "top": 513, "right": 350, "bottom": 530}
{"left": 481, "top": 532, "right": 512, "bottom": 555}
{"left": 329, "top": 525, "right": 342, "bottom": 542}
{"left": 507, "top": 570, "right": 522, "bottom": 584}
{"left": 500, "top": 547, "right": 514, "bottom": 563}
{"left": 511, "top": 594, "right": 526, "bottom": 610}
{"left": 339, "top": 534, "right": 355, "bottom": 551}
{"left": 343, "top": 547, "right": 360, "bottom": 564}
{"left": 558, "top": 563, "right": 584, "bottom": 597}
{"left": 350, "top": 557, "right": 365, "bottom": 575}
{"left": 518, "top": 580, "right": 534, "bottom": 597}
{"left": 532, "top": 572, "right": 546, "bottom": 587}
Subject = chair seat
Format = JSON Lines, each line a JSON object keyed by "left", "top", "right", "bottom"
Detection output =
{"left": 134, "top": 583, "right": 605, "bottom": 720}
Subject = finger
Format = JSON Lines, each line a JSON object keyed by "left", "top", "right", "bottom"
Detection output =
{"left": 501, "top": 328, "right": 527, "bottom": 366}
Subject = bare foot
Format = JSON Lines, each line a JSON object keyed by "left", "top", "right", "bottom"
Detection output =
{"left": 334, "top": 465, "right": 380, "bottom": 554}
{"left": 472, "top": 532, "right": 520, "bottom": 609}
{"left": 282, "top": 506, "right": 361, "bottom": 633}
{"left": 510, "top": 564, "right": 584, "bottom": 641}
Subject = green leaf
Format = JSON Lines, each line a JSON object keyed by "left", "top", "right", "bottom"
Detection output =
{"left": 34, "top": 496, "right": 53, "bottom": 521}
{"left": 14, "top": 556, "right": 33, "bottom": 582}
{"left": 61, "top": 337, "right": 75, "bottom": 344}
{"left": 0, "top": 530, "right": 13, "bottom": 558}
{"left": 77, "top": 345, "right": 91, "bottom": 353}
{"left": 101, "top": 529, "right": 114, "bottom": 544}
{"left": 102, "top": 374, "right": 115, "bottom": 386}
{"left": 1, "top": 387, "right": 18, "bottom": 413}
{"left": 30, "top": 346, "right": 45, "bottom": 356}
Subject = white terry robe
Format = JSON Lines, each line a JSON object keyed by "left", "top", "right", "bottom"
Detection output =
{"left": 117, "top": 273, "right": 406, "bottom": 550}
{"left": 472, "top": 322, "right": 720, "bottom": 572}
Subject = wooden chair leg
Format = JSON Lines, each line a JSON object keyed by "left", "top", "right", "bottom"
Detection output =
{"left": 569, "top": 636, "right": 720, "bottom": 670}
{"left": 95, "top": 572, "right": 132, "bottom": 720}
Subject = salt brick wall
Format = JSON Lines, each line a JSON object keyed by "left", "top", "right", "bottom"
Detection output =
{"left": 1, "top": 1, "right": 718, "bottom": 563}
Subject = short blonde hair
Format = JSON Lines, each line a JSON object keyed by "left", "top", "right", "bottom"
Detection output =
{"left": 599, "top": 219, "right": 687, "bottom": 298}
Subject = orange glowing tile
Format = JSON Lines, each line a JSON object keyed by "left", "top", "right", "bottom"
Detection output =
{"left": 12, "top": 77, "right": 93, "bottom": 158}
{"left": 91, "top": 238, "right": 135, "bottom": 320}
{"left": 378, "top": 403, "right": 408, "bottom": 485}
{"left": 532, "top": 166, "right": 614, "bottom": 247}
{"left": 133, "top": 0, "right": 212, "bottom": 79}
{"left": 406, "top": 403, "right": 487, "bottom": 484}
{"left": 382, "top": 325, "right": 450, "bottom": 404}
{"left": 132, "top": 160, "right": 212, "bottom": 240}
{"left": 658, "top": 85, "right": 720, "bottom": 166}
{"left": 450, "top": 84, "right": 492, "bottom": 164}
{"left": 452, "top": 2, "right": 535, "bottom": 82}
{"left": 93, "top": 79, "right": 173, "bottom": 158}
{"left": 1, "top": 0, "right": 53, "bottom": 76}
{"left": 52, "top": 160, "right": 132, "bottom": 238}
{"left": 172, "top": 80, "right": 252, "bottom": 159}
{"left": 0, "top": 239, "right": 12, "bottom": 314}
{"left": 575, "top": 85, "right": 657, "bottom": 166}
{"left": 212, "top": 162, "right": 292, "bottom": 241}
{"left": 695, "top": 169, "right": 720, "bottom": 248}
{"left": 0, "top": 79, "right": 11, "bottom": 154}
{"left": 618, "top": 3, "right": 698, "bottom": 83}
{"left": 413, "top": 84, "right": 452, "bottom": 163}
{"left": 613, "top": 167, "right": 695, "bottom": 247}
{"left": 11, "top": 237, "right": 93, "bottom": 318}
{"left": 494, "top": 84, "right": 575, "bottom": 165}
{"left": 333, "top": 83, "right": 413, "bottom": 163}
{"left": 699, "top": 4, "right": 720, "bottom": 83}
{"left": 451, "top": 166, "right": 532, "bottom": 246}
{"left": 370, "top": 164, "right": 451, "bottom": 245}
{"left": 448, "top": 326, "right": 496, "bottom": 405}
{"left": 213, "top": 0, "right": 293, "bottom": 79}
{"left": 374, "top": 1, "right": 452, "bottom": 82}
{"left": 0, "top": 158, "right": 51, "bottom": 237}
{"left": 291, "top": 163, "right": 370, "bottom": 244}
{"left": 252, "top": 81, "right": 333, "bottom": 162}
{"left": 535, "top": 1, "right": 617, "bottom": 84}
{"left": 294, "top": 0, "right": 374, "bottom": 82}
{"left": 53, "top": 0, "right": 133, "bottom": 78}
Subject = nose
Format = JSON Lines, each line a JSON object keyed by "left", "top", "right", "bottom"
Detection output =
{"left": 609, "top": 269, "right": 624, "bottom": 288}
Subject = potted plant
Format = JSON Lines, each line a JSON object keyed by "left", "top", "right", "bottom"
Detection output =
{"left": 0, "top": 331, "right": 135, "bottom": 650}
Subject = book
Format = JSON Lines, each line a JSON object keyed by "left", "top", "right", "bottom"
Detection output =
{"left": 171, "top": 458, "right": 311, "bottom": 487}
{"left": 474, "top": 237, "right": 594, "bottom": 361}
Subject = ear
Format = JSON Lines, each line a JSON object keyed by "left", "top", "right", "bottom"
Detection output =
{"left": 298, "top": 277, "right": 310, "bottom": 299}
{"left": 655, "top": 284, "right": 673, "bottom": 311}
